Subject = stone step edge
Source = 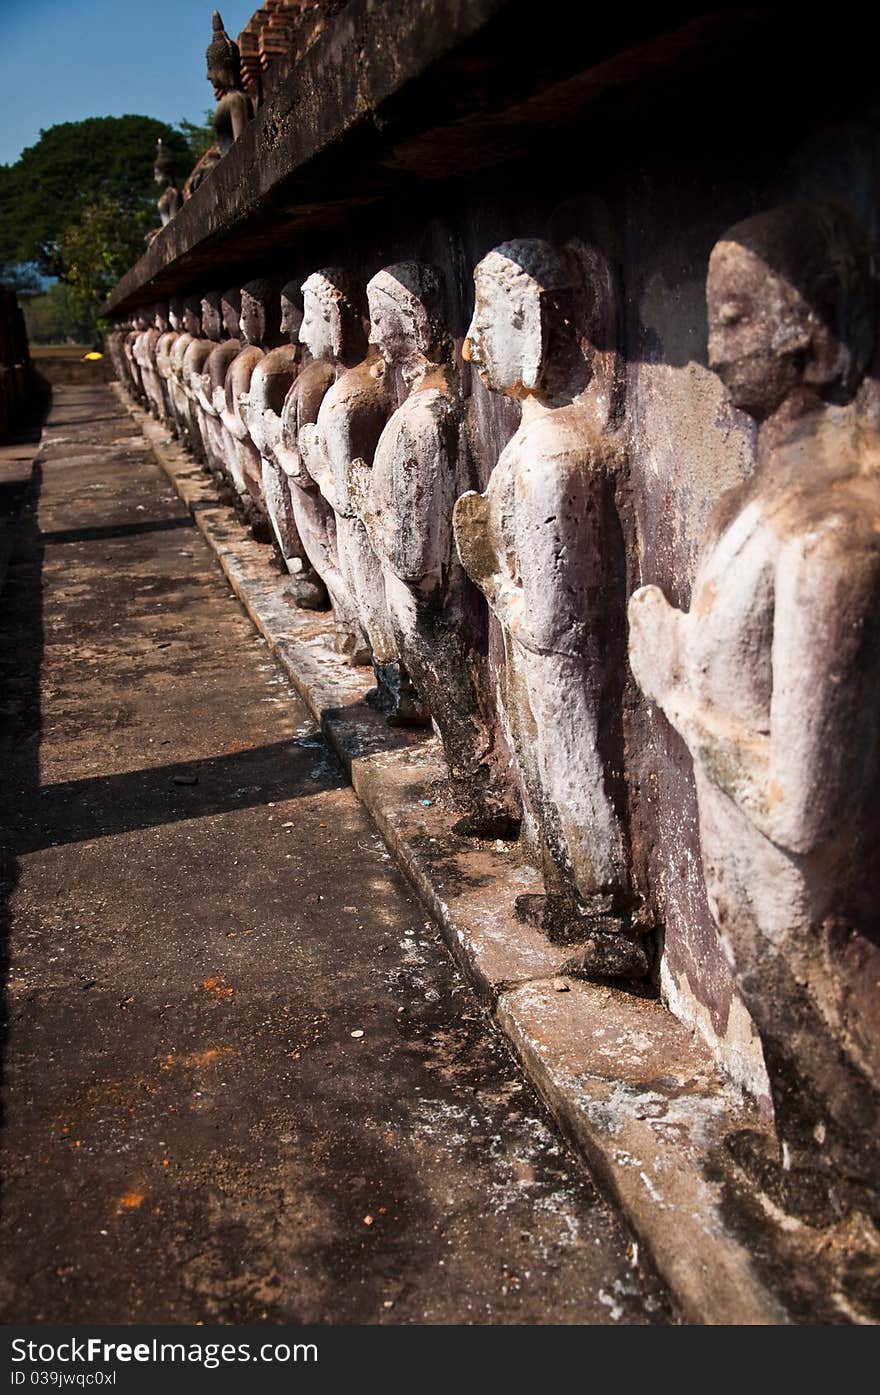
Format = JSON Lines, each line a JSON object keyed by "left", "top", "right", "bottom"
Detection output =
{"left": 113, "top": 383, "right": 788, "bottom": 1325}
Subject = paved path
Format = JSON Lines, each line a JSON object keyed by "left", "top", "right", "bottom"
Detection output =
{"left": 0, "top": 385, "right": 673, "bottom": 1324}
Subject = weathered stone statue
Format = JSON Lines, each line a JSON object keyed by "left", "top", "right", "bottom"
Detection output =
{"left": 134, "top": 306, "right": 164, "bottom": 420}
{"left": 167, "top": 296, "right": 204, "bottom": 452}
{"left": 628, "top": 201, "right": 880, "bottom": 1200}
{"left": 240, "top": 283, "right": 328, "bottom": 606}
{"left": 146, "top": 139, "right": 182, "bottom": 243}
{"left": 206, "top": 11, "right": 251, "bottom": 156}
{"left": 356, "top": 262, "right": 516, "bottom": 830}
{"left": 107, "top": 323, "right": 131, "bottom": 390}
{"left": 297, "top": 268, "right": 396, "bottom": 677}
{"left": 453, "top": 239, "right": 636, "bottom": 953}
{"left": 149, "top": 302, "right": 176, "bottom": 424}
{"left": 197, "top": 286, "right": 244, "bottom": 491}
{"left": 181, "top": 290, "right": 224, "bottom": 460}
{"left": 155, "top": 301, "right": 183, "bottom": 428}
{"left": 258, "top": 277, "right": 360, "bottom": 642}
{"left": 217, "top": 278, "right": 275, "bottom": 533}
{"left": 124, "top": 312, "right": 150, "bottom": 405}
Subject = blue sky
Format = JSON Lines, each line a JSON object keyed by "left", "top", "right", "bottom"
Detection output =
{"left": 0, "top": 0, "right": 256, "bottom": 166}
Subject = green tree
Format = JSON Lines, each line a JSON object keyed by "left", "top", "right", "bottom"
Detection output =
{"left": 175, "top": 112, "right": 216, "bottom": 168}
{"left": 23, "top": 281, "right": 97, "bottom": 345}
{"left": 0, "top": 114, "right": 194, "bottom": 278}
{"left": 59, "top": 195, "right": 155, "bottom": 308}
{"left": 0, "top": 261, "right": 43, "bottom": 299}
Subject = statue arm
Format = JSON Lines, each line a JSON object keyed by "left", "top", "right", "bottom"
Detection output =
{"left": 763, "top": 524, "right": 879, "bottom": 853}
{"left": 453, "top": 489, "right": 505, "bottom": 613}
{"left": 361, "top": 409, "right": 455, "bottom": 584}
{"left": 299, "top": 422, "right": 337, "bottom": 510}
{"left": 230, "top": 93, "right": 251, "bottom": 142}
{"left": 222, "top": 362, "right": 249, "bottom": 439}
{"left": 631, "top": 522, "right": 879, "bottom": 855}
{"left": 628, "top": 583, "right": 690, "bottom": 715}
{"left": 627, "top": 583, "right": 766, "bottom": 810}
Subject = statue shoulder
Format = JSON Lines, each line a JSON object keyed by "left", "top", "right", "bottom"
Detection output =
{"left": 329, "top": 361, "right": 389, "bottom": 414}
{"left": 260, "top": 344, "right": 296, "bottom": 372}
{"left": 295, "top": 359, "right": 335, "bottom": 396}
{"left": 517, "top": 405, "right": 606, "bottom": 467}
{"left": 789, "top": 488, "right": 880, "bottom": 561}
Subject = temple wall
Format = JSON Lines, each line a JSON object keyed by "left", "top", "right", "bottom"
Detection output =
{"left": 106, "top": 3, "right": 880, "bottom": 1118}
{"left": 0, "top": 286, "right": 32, "bottom": 440}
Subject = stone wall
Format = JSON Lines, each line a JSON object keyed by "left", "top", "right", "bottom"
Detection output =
{"left": 106, "top": 2, "right": 880, "bottom": 1202}
{"left": 236, "top": 0, "right": 348, "bottom": 106}
{"left": 0, "top": 286, "right": 32, "bottom": 439}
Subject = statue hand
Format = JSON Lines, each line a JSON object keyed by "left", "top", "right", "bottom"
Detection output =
{"left": 346, "top": 457, "right": 371, "bottom": 522}
{"left": 628, "top": 584, "right": 684, "bottom": 712}
{"left": 298, "top": 422, "right": 318, "bottom": 470}
{"left": 452, "top": 490, "right": 494, "bottom": 589}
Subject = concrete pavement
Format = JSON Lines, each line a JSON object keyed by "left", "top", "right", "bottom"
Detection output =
{"left": 0, "top": 385, "right": 673, "bottom": 1324}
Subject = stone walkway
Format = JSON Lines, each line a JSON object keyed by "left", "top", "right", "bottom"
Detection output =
{"left": 0, "top": 385, "right": 673, "bottom": 1324}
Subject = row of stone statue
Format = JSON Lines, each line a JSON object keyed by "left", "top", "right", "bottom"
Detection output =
{"left": 111, "top": 203, "right": 880, "bottom": 1196}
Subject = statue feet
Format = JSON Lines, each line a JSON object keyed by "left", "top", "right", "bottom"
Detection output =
{"left": 386, "top": 663, "right": 431, "bottom": 727}
{"left": 516, "top": 888, "right": 650, "bottom": 959}
{"left": 556, "top": 931, "right": 652, "bottom": 984}
{"left": 360, "top": 660, "right": 417, "bottom": 720}
{"left": 452, "top": 803, "right": 521, "bottom": 840}
{"left": 286, "top": 565, "right": 329, "bottom": 611}
{"left": 333, "top": 630, "right": 371, "bottom": 667}
{"left": 386, "top": 695, "right": 432, "bottom": 728}
{"left": 723, "top": 1128, "right": 845, "bottom": 1227}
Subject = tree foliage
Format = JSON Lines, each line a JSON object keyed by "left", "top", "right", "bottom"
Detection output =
{"left": 23, "top": 281, "right": 98, "bottom": 345}
{"left": 175, "top": 112, "right": 216, "bottom": 168}
{"left": 59, "top": 195, "right": 155, "bottom": 309}
{"left": 0, "top": 261, "right": 43, "bottom": 299}
{"left": 0, "top": 114, "right": 200, "bottom": 278}
{"left": 0, "top": 112, "right": 216, "bottom": 336}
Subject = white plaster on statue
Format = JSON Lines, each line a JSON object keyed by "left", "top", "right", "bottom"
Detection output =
{"left": 180, "top": 292, "right": 223, "bottom": 461}
{"left": 219, "top": 280, "right": 268, "bottom": 522}
{"left": 266, "top": 288, "right": 358, "bottom": 635}
{"left": 357, "top": 261, "right": 514, "bottom": 824}
{"left": 155, "top": 299, "right": 184, "bottom": 431}
{"left": 134, "top": 310, "right": 164, "bottom": 421}
{"left": 198, "top": 287, "right": 244, "bottom": 489}
{"left": 453, "top": 239, "right": 633, "bottom": 939}
{"left": 167, "top": 298, "right": 203, "bottom": 449}
{"left": 297, "top": 268, "right": 394, "bottom": 671}
{"left": 234, "top": 283, "right": 325, "bottom": 606}
{"left": 628, "top": 202, "right": 880, "bottom": 1184}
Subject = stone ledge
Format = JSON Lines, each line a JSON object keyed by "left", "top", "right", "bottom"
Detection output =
{"left": 114, "top": 382, "right": 791, "bottom": 1324}
{"left": 103, "top": 3, "right": 782, "bottom": 315}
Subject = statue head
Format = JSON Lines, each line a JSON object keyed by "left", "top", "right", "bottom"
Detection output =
{"left": 206, "top": 10, "right": 242, "bottom": 99}
{"left": 169, "top": 297, "right": 184, "bottom": 331}
{"left": 280, "top": 281, "right": 303, "bottom": 342}
{"left": 299, "top": 267, "right": 362, "bottom": 361}
{"left": 221, "top": 286, "right": 243, "bottom": 339}
{"left": 154, "top": 138, "right": 176, "bottom": 189}
{"left": 201, "top": 290, "right": 224, "bottom": 342}
{"left": 182, "top": 296, "right": 202, "bottom": 336}
{"left": 708, "top": 202, "right": 876, "bottom": 421}
{"left": 240, "top": 278, "right": 280, "bottom": 347}
{"left": 366, "top": 262, "right": 450, "bottom": 379}
{"left": 464, "top": 238, "right": 593, "bottom": 401}
{"left": 154, "top": 301, "right": 170, "bottom": 332}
